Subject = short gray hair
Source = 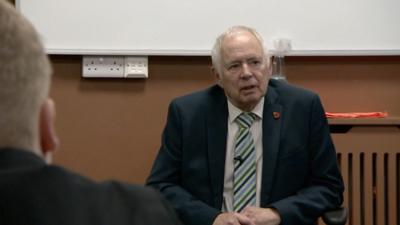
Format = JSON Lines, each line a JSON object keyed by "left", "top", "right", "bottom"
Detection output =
{"left": 0, "top": 0, "right": 52, "bottom": 149}
{"left": 211, "top": 25, "right": 269, "bottom": 74}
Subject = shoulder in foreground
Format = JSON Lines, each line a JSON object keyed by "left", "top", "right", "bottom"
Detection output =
{"left": 47, "top": 167, "right": 164, "bottom": 201}
{"left": 101, "top": 181, "right": 161, "bottom": 199}
{"left": 100, "top": 181, "right": 181, "bottom": 224}
{"left": 44, "top": 167, "right": 166, "bottom": 204}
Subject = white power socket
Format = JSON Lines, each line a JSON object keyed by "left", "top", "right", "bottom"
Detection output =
{"left": 124, "top": 56, "right": 148, "bottom": 78}
{"left": 82, "top": 56, "right": 124, "bottom": 78}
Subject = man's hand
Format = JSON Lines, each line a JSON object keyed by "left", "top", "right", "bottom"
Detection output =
{"left": 241, "top": 207, "right": 281, "bottom": 225}
{"left": 212, "top": 212, "right": 255, "bottom": 225}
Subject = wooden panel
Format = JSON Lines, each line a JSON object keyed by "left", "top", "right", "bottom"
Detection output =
{"left": 352, "top": 153, "right": 362, "bottom": 225}
{"left": 364, "top": 153, "right": 373, "bottom": 225}
{"left": 48, "top": 55, "right": 400, "bottom": 184}
{"left": 333, "top": 125, "right": 400, "bottom": 225}
{"left": 341, "top": 153, "right": 350, "bottom": 225}
{"left": 387, "top": 153, "right": 397, "bottom": 225}
{"left": 375, "top": 153, "right": 385, "bottom": 225}
{"left": 287, "top": 56, "right": 400, "bottom": 116}
{"left": 50, "top": 55, "right": 214, "bottom": 183}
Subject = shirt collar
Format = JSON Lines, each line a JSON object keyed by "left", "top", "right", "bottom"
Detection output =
{"left": 227, "top": 97, "right": 264, "bottom": 124}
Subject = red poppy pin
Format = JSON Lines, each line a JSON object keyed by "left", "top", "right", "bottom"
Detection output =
{"left": 273, "top": 112, "right": 280, "bottom": 119}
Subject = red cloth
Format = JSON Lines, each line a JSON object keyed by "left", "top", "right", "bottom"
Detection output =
{"left": 325, "top": 112, "right": 388, "bottom": 119}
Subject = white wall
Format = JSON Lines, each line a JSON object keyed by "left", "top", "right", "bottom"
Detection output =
{"left": 17, "top": 0, "right": 400, "bottom": 55}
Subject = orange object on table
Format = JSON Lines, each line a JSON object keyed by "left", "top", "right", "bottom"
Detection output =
{"left": 325, "top": 112, "right": 388, "bottom": 119}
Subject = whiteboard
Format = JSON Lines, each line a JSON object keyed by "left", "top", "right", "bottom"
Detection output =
{"left": 17, "top": 0, "right": 400, "bottom": 56}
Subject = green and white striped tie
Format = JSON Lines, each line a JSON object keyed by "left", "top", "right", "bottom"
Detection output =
{"left": 233, "top": 112, "right": 257, "bottom": 212}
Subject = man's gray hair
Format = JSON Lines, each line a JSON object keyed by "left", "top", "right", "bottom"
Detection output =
{"left": 211, "top": 25, "right": 269, "bottom": 74}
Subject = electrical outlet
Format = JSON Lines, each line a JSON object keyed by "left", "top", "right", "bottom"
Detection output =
{"left": 124, "top": 56, "right": 148, "bottom": 78}
{"left": 82, "top": 56, "right": 124, "bottom": 78}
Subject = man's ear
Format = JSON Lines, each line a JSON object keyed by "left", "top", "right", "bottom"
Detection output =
{"left": 211, "top": 66, "right": 223, "bottom": 88}
{"left": 39, "top": 98, "right": 59, "bottom": 159}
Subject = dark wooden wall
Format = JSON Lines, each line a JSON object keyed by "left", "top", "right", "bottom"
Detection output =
{"left": 49, "top": 55, "right": 400, "bottom": 184}
{"left": 50, "top": 56, "right": 215, "bottom": 183}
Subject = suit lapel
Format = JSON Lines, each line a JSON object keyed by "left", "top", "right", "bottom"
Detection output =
{"left": 206, "top": 86, "right": 228, "bottom": 209}
{"left": 260, "top": 86, "right": 282, "bottom": 206}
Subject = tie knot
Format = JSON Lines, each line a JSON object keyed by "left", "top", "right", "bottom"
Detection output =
{"left": 236, "top": 112, "right": 257, "bottom": 129}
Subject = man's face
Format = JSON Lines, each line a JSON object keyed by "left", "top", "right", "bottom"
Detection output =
{"left": 215, "top": 31, "right": 270, "bottom": 111}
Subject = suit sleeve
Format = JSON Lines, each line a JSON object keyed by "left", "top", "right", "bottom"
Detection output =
{"left": 103, "top": 181, "right": 183, "bottom": 225}
{"left": 146, "top": 101, "right": 220, "bottom": 225}
{"left": 268, "top": 95, "right": 344, "bottom": 225}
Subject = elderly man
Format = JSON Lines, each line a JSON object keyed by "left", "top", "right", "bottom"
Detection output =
{"left": 147, "top": 26, "right": 344, "bottom": 225}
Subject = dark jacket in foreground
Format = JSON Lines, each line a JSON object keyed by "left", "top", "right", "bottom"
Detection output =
{"left": 0, "top": 148, "right": 181, "bottom": 225}
{"left": 147, "top": 79, "right": 344, "bottom": 225}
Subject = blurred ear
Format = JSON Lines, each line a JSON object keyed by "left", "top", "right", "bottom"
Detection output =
{"left": 211, "top": 66, "right": 223, "bottom": 88}
{"left": 39, "top": 98, "right": 59, "bottom": 159}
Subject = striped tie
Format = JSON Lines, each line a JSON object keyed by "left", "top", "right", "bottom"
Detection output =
{"left": 233, "top": 112, "right": 257, "bottom": 212}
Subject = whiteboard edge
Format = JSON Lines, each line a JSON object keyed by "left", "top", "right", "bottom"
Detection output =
{"left": 46, "top": 48, "right": 400, "bottom": 56}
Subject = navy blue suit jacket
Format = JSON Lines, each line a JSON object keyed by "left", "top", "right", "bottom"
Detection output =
{"left": 147, "top": 80, "right": 344, "bottom": 225}
{"left": 0, "top": 148, "right": 180, "bottom": 225}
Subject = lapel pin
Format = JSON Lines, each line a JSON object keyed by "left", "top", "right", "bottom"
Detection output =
{"left": 272, "top": 112, "right": 280, "bottom": 119}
